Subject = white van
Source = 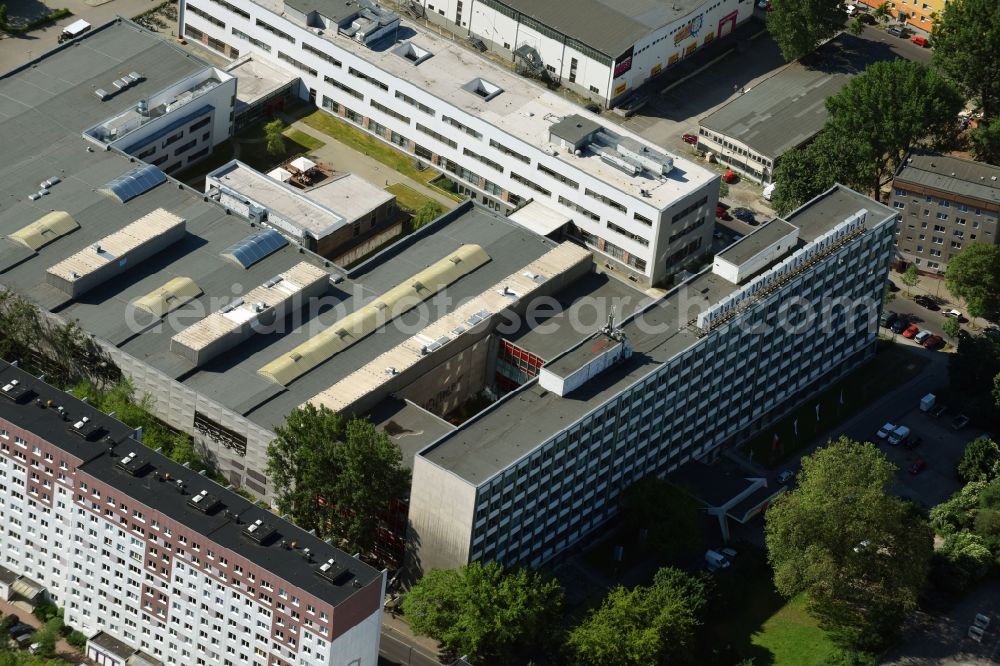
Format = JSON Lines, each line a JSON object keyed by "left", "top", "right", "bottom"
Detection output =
{"left": 705, "top": 550, "right": 731, "bottom": 571}
{"left": 763, "top": 182, "right": 776, "bottom": 201}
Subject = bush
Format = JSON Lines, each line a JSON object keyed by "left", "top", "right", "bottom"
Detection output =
{"left": 32, "top": 602, "right": 59, "bottom": 623}
{"left": 936, "top": 530, "right": 994, "bottom": 592}
{"left": 67, "top": 629, "right": 88, "bottom": 649}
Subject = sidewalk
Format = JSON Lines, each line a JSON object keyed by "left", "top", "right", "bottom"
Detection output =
{"left": 277, "top": 116, "right": 459, "bottom": 210}
{"left": 381, "top": 609, "right": 445, "bottom": 665}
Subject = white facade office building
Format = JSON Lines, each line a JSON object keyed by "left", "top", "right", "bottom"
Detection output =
{"left": 178, "top": 0, "right": 719, "bottom": 285}
{"left": 413, "top": 0, "right": 754, "bottom": 107}
{"left": 0, "top": 361, "right": 385, "bottom": 666}
{"left": 408, "top": 185, "right": 899, "bottom": 571}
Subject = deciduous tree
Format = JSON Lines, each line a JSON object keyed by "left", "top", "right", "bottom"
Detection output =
{"left": 943, "top": 317, "right": 961, "bottom": 340}
{"left": 900, "top": 265, "right": 919, "bottom": 296}
{"left": 566, "top": 567, "right": 707, "bottom": 666}
{"left": 767, "top": 0, "right": 845, "bottom": 61}
{"left": 266, "top": 404, "right": 410, "bottom": 558}
{"left": 402, "top": 561, "right": 564, "bottom": 663}
{"left": 264, "top": 119, "right": 287, "bottom": 157}
{"left": 765, "top": 438, "right": 933, "bottom": 650}
{"left": 771, "top": 130, "right": 868, "bottom": 215}
{"left": 958, "top": 437, "right": 1000, "bottom": 483}
{"left": 945, "top": 242, "right": 1000, "bottom": 323}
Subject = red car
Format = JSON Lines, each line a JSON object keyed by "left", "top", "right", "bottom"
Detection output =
{"left": 902, "top": 324, "right": 920, "bottom": 339}
{"left": 909, "top": 458, "right": 927, "bottom": 475}
{"left": 722, "top": 170, "right": 738, "bottom": 184}
{"left": 682, "top": 133, "right": 698, "bottom": 145}
{"left": 911, "top": 36, "right": 929, "bottom": 47}
{"left": 922, "top": 334, "right": 944, "bottom": 350}
{"left": 715, "top": 204, "right": 731, "bottom": 220}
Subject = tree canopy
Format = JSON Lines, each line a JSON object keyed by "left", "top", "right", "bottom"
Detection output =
{"left": 402, "top": 561, "right": 564, "bottom": 663}
{"left": 945, "top": 242, "right": 1000, "bottom": 323}
{"left": 932, "top": 0, "right": 1000, "bottom": 162}
{"left": 958, "top": 437, "right": 1000, "bottom": 484}
{"left": 766, "top": 0, "right": 845, "bottom": 61}
{"left": 566, "top": 567, "right": 708, "bottom": 666}
{"left": 948, "top": 330, "right": 1000, "bottom": 426}
{"left": 266, "top": 404, "right": 410, "bottom": 558}
{"left": 264, "top": 119, "right": 287, "bottom": 157}
{"left": 772, "top": 60, "right": 962, "bottom": 213}
{"left": 764, "top": 437, "right": 933, "bottom": 650}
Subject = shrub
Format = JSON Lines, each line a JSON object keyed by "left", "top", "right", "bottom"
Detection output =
{"left": 67, "top": 629, "right": 88, "bottom": 649}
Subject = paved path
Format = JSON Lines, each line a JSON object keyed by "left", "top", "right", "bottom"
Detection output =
{"left": 280, "top": 118, "right": 458, "bottom": 210}
{"left": 0, "top": 597, "right": 87, "bottom": 662}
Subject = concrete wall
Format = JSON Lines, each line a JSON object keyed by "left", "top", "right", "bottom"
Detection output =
{"left": 408, "top": 456, "right": 477, "bottom": 572}
{"left": 396, "top": 334, "right": 491, "bottom": 418}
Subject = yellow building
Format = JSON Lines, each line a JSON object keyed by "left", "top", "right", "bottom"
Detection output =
{"left": 857, "top": 0, "right": 947, "bottom": 33}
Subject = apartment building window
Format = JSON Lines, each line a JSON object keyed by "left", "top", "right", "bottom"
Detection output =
{"left": 442, "top": 116, "right": 481, "bottom": 139}
{"left": 557, "top": 195, "right": 599, "bottom": 221}
{"left": 277, "top": 52, "right": 317, "bottom": 77}
{"left": 416, "top": 123, "right": 457, "bottom": 149}
{"left": 510, "top": 172, "right": 551, "bottom": 196}
{"left": 936, "top": 212, "right": 948, "bottom": 220}
{"left": 371, "top": 100, "right": 410, "bottom": 124}
{"left": 489, "top": 138, "right": 529, "bottom": 164}
{"left": 231, "top": 27, "right": 270, "bottom": 52}
{"left": 893, "top": 201, "right": 905, "bottom": 209}
{"left": 933, "top": 224, "right": 946, "bottom": 232}
{"left": 301, "top": 42, "right": 341, "bottom": 67}
{"left": 463, "top": 148, "right": 502, "bottom": 172}
{"left": 187, "top": 4, "right": 224, "bottom": 27}
{"left": 256, "top": 19, "right": 293, "bottom": 42}
{"left": 348, "top": 67, "right": 388, "bottom": 91}
{"left": 394, "top": 91, "right": 434, "bottom": 115}
{"left": 537, "top": 163, "right": 579, "bottom": 189}
{"left": 207, "top": 0, "right": 249, "bottom": 18}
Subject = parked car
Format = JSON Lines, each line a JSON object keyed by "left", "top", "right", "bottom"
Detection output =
{"left": 911, "top": 35, "right": 929, "bottom": 47}
{"left": 887, "top": 280, "right": 900, "bottom": 292}
{"left": 903, "top": 435, "right": 923, "bottom": 450}
{"left": 8, "top": 623, "right": 33, "bottom": 639}
{"left": 880, "top": 311, "right": 899, "bottom": 328}
{"left": 909, "top": 458, "right": 927, "bottom": 475}
{"left": 929, "top": 403, "right": 947, "bottom": 418}
{"left": 777, "top": 469, "right": 795, "bottom": 484}
{"left": 951, "top": 414, "right": 970, "bottom": 430}
{"left": 858, "top": 12, "right": 876, "bottom": 24}
{"left": 887, "top": 25, "right": 906, "bottom": 37}
{"left": 715, "top": 204, "right": 731, "bottom": 220}
{"left": 720, "top": 547, "right": 738, "bottom": 560}
{"left": 922, "top": 334, "right": 944, "bottom": 350}
{"left": 682, "top": 133, "right": 698, "bottom": 145}
{"left": 902, "top": 324, "right": 920, "bottom": 339}
{"left": 584, "top": 102, "right": 601, "bottom": 114}
{"left": 943, "top": 308, "right": 963, "bottom": 319}
{"left": 914, "top": 294, "right": 939, "bottom": 310}
{"left": 890, "top": 318, "right": 909, "bottom": 334}
{"left": 705, "top": 549, "right": 731, "bottom": 571}
{"left": 888, "top": 425, "right": 910, "bottom": 446}
{"left": 914, "top": 330, "right": 933, "bottom": 344}
{"left": 732, "top": 207, "right": 756, "bottom": 224}
{"left": 722, "top": 170, "right": 739, "bottom": 184}
{"left": 876, "top": 422, "right": 897, "bottom": 440}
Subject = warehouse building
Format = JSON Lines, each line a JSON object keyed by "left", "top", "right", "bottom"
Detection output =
{"left": 889, "top": 150, "right": 1000, "bottom": 274}
{"left": 0, "top": 360, "right": 385, "bottom": 666}
{"left": 179, "top": 0, "right": 720, "bottom": 285}
{"left": 412, "top": 0, "right": 754, "bottom": 107}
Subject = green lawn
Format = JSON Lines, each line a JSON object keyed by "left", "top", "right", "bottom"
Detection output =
{"left": 299, "top": 110, "right": 464, "bottom": 201}
{"left": 746, "top": 342, "right": 930, "bottom": 467}
{"left": 284, "top": 128, "right": 325, "bottom": 151}
{"left": 751, "top": 595, "right": 839, "bottom": 665}
{"left": 385, "top": 183, "right": 448, "bottom": 212}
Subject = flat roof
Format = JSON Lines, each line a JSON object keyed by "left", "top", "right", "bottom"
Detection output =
{"left": 369, "top": 397, "right": 455, "bottom": 469}
{"left": 0, "top": 361, "right": 381, "bottom": 608}
{"left": 894, "top": 150, "right": 1000, "bottom": 206}
{"left": 254, "top": 0, "right": 715, "bottom": 209}
{"left": 226, "top": 55, "right": 297, "bottom": 106}
{"left": 420, "top": 185, "right": 898, "bottom": 484}
{"left": 208, "top": 160, "right": 348, "bottom": 239}
{"left": 306, "top": 173, "right": 395, "bottom": 224}
{"left": 699, "top": 34, "right": 897, "bottom": 159}
{"left": 490, "top": 0, "right": 707, "bottom": 58}
{"left": 0, "top": 21, "right": 556, "bottom": 435}
{"left": 717, "top": 218, "right": 797, "bottom": 266}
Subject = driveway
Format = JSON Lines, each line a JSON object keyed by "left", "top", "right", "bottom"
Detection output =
{"left": 882, "top": 576, "right": 1000, "bottom": 666}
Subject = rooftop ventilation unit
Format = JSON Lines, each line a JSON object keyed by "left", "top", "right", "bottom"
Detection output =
{"left": 94, "top": 71, "right": 144, "bottom": 102}
{"left": 70, "top": 415, "right": 102, "bottom": 441}
{"left": 243, "top": 519, "right": 277, "bottom": 544}
{"left": 0, "top": 379, "right": 33, "bottom": 403}
{"left": 316, "top": 557, "right": 352, "bottom": 585}
{"left": 187, "top": 489, "right": 223, "bottom": 514}
{"left": 115, "top": 451, "right": 150, "bottom": 477}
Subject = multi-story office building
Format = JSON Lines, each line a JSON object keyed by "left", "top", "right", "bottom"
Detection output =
{"left": 0, "top": 360, "right": 384, "bottom": 666}
{"left": 407, "top": 184, "right": 899, "bottom": 571}
{"left": 889, "top": 150, "right": 1000, "bottom": 274}
{"left": 412, "top": 0, "right": 754, "bottom": 107}
{"left": 178, "top": 0, "right": 719, "bottom": 285}
{"left": 856, "top": 0, "right": 945, "bottom": 33}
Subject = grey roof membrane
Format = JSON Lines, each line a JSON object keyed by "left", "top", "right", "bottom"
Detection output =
{"left": 420, "top": 185, "right": 898, "bottom": 485}
{"left": 492, "top": 0, "right": 706, "bottom": 58}
{"left": 699, "top": 34, "right": 898, "bottom": 159}
{"left": 0, "top": 20, "right": 558, "bottom": 435}
{"left": 718, "top": 219, "right": 797, "bottom": 266}
{"left": 895, "top": 150, "right": 1000, "bottom": 205}
{"left": 0, "top": 361, "right": 381, "bottom": 608}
